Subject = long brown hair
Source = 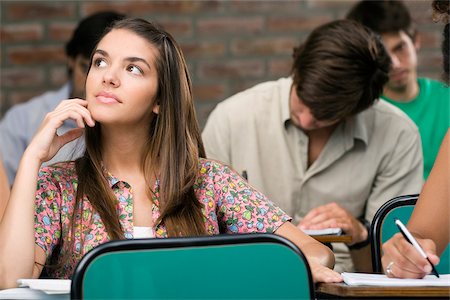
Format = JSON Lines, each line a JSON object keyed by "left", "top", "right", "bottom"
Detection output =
{"left": 63, "top": 18, "right": 206, "bottom": 266}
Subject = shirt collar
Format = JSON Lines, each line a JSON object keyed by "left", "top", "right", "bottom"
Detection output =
{"left": 341, "top": 106, "right": 373, "bottom": 146}
{"left": 282, "top": 75, "right": 372, "bottom": 146}
{"left": 101, "top": 164, "right": 120, "bottom": 188}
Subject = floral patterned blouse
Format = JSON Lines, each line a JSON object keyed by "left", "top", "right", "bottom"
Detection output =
{"left": 34, "top": 158, "right": 291, "bottom": 278}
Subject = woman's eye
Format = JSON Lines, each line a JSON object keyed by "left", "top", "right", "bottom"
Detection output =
{"left": 127, "top": 65, "right": 142, "bottom": 75}
{"left": 94, "top": 58, "right": 107, "bottom": 68}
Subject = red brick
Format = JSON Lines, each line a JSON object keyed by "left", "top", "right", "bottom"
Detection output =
{"left": 82, "top": 1, "right": 222, "bottom": 16}
{"left": 406, "top": 0, "right": 434, "bottom": 26}
{"left": 50, "top": 66, "right": 68, "bottom": 86}
{"left": 157, "top": 19, "right": 193, "bottom": 37}
{"left": 49, "top": 22, "right": 77, "bottom": 42}
{"left": 0, "top": 24, "right": 43, "bottom": 42}
{"left": 198, "top": 60, "right": 264, "bottom": 79}
{"left": 268, "top": 58, "right": 293, "bottom": 77}
{"left": 231, "top": 37, "right": 297, "bottom": 56}
{"left": 418, "top": 52, "right": 444, "bottom": 69}
{"left": 1, "top": 68, "right": 45, "bottom": 87}
{"left": 197, "top": 17, "right": 264, "bottom": 35}
{"left": 181, "top": 41, "right": 225, "bottom": 58}
{"left": 7, "top": 46, "right": 65, "bottom": 65}
{"left": 5, "top": 2, "right": 76, "bottom": 20}
{"left": 306, "top": 0, "right": 359, "bottom": 9}
{"left": 418, "top": 31, "right": 440, "bottom": 49}
{"left": 229, "top": 1, "right": 301, "bottom": 13}
{"left": 196, "top": 102, "right": 219, "bottom": 129}
{"left": 193, "top": 83, "right": 226, "bottom": 101}
{"left": 268, "top": 15, "right": 333, "bottom": 32}
{"left": 229, "top": 79, "right": 264, "bottom": 96}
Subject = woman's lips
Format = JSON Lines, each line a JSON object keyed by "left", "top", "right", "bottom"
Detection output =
{"left": 96, "top": 95, "right": 119, "bottom": 104}
{"left": 96, "top": 92, "right": 121, "bottom": 104}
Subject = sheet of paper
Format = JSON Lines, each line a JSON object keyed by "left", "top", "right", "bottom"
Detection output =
{"left": 302, "top": 227, "right": 342, "bottom": 236}
{"left": 0, "top": 287, "right": 69, "bottom": 299}
{"left": 342, "top": 272, "right": 450, "bottom": 287}
{"left": 17, "top": 279, "right": 71, "bottom": 294}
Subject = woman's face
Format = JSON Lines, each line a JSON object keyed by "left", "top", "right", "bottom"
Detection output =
{"left": 86, "top": 28, "right": 160, "bottom": 126}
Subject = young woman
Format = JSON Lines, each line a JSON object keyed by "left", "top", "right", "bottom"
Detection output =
{"left": 0, "top": 18, "right": 341, "bottom": 288}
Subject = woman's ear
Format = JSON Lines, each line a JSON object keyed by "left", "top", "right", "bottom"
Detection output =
{"left": 152, "top": 103, "right": 160, "bottom": 114}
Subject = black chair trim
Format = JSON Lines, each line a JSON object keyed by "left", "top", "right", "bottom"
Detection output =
{"left": 370, "top": 194, "right": 419, "bottom": 273}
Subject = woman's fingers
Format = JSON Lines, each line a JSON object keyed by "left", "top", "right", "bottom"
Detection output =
{"left": 29, "top": 99, "right": 95, "bottom": 162}
{"left": 51, "top": 99, "right": 95, "bottom": 128}
{"left": 57, "top": 128, "right": 85, "bottom": 146}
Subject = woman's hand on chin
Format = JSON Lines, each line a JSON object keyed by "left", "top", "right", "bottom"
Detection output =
{"left": 26, "top": 99, "right": 95, "bottom": 163}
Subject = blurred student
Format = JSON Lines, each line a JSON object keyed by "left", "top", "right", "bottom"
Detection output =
{"left": 202, "top": 19, "right": 423, "bottom": 272}
{"left": 347, "top": 0, "right": 450, "bottom": 179}
{"left": 0, "top": 18, "right": 342, "bottom": 289}
{"left": 381, "top": 0, "right": 450, "bottom": 279}
{"left": 0, "top": 11, "right": 125, "bottom": 186}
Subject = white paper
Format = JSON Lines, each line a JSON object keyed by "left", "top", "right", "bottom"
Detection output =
{"left": 0, "top": 287, "right": 69, "bottom": 299}
{"left": 17, "top": 279, "right": 71, "bottom": 294}
{"left": 302, "top": 227, "right": 342, "bottom": 236}
{"left": 342, "top": 272, "right": 450, "bottom": 287}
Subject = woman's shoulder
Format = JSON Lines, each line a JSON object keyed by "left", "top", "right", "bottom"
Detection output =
{"left": 38, "top": 161, "right": 78, "bottom": 182}
{"left": 198, "top": 158, "right": 236, "bottom": 175}
{"left": 197, "top": 158, "right": 245, "bottom": 184}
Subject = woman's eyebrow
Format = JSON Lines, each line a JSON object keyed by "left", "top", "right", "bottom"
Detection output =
{"left": 93, "top": 49, "right": 108, "bottom": 57}
{"left": 125, "top": 57, "right": 151, "bottom": 70}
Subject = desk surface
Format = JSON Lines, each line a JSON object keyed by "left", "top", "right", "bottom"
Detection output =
{"left": 311, "top": 234, "right": 352, "bottom": 244}
{"left": 316, "top": 282, "right": 450, "bottom": 298}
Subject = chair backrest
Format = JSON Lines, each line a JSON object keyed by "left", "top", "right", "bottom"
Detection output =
{"left": 71, "top": 233, "right": 315, "bottom": 299}
{"left": 371, "top": 194, "right": 450, "bottom": 273}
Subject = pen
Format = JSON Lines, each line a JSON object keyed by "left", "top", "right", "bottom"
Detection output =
{"left": 394, "top": 219, "right": 440, "bottom": 278}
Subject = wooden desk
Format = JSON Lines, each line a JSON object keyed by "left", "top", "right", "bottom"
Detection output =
{"left": 316, "top": 282, "right": 450, "bottom": 299}
{"left": 311, "top": 235, "right": 352, "bottom": 244}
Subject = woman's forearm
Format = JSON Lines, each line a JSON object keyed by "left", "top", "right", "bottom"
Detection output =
{"left": 0, "top": 151, "right": 42, "bottom": 288}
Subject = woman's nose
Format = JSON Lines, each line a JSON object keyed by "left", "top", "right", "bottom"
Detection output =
{"left": 103, "top": 68, "right": 120, "bottom": 87}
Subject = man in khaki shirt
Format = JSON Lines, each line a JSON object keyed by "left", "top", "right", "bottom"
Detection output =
{"left": 202, "top": 20, "right": 423, "bottom": 272}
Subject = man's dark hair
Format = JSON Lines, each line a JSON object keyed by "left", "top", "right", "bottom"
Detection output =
{"left": 65, "top": 11, "right": 125, "bottom": 60}
{"left": 346, "top": 0, "right": 417, "bottom": 40}
{"left": 292, "top": 19, "right": 391, "bottom": 121}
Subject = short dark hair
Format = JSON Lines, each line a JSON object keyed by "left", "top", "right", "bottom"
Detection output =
{"left": 65, "top": 11, "right": 125, "bottom": 59}
{"left": 292, "top": 19, "right": 391, "bottom": 121}
{"left": 346, "top": 0, "right": 417, "bottom": 40}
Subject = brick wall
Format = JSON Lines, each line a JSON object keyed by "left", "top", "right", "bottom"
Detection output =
{"left": 0, "top": 0, "right": 444, "bottom": 128}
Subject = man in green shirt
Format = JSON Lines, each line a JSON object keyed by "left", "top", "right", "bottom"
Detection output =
{"left": 348, "top": 0, "right": 450, "bottom": 179}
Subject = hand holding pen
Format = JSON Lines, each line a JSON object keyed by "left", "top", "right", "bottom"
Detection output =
{"left": 394, "top": 219, "right": 439, "bottom": 278}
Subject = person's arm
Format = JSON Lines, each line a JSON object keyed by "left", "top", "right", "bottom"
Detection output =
{"left": 275, "top": 222, "right": 342, "bottom": 283}
{"left": 381, "top": 130, "right": 449, "bottom": 278}
{"left": 0, "top": 99, "right": 93, "bottom": 288}
{"left": 298, "top": 121, "right": 423, "bottom": 270}
{"left": 212, "top": 161, "right": 342, "bottom": 283}
{"left": 0, "top": 158, "right": 10, "bottom": 223}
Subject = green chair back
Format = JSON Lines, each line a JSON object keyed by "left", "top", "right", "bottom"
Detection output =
{"left": 371, "top": 194, "right": 449, "bottom": 273}
{"left": 71, "top": 234, "right": 315, "bottom": 299}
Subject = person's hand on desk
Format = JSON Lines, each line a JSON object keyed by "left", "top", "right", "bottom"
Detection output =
{"left": 309, "top": 261, "right": 343, "bottom": 283}
{"left": 297, "top": 202, "right": 368, "bottom": 245}
{"left": 382, "top": 232, "right": 440, "bottom": 279}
